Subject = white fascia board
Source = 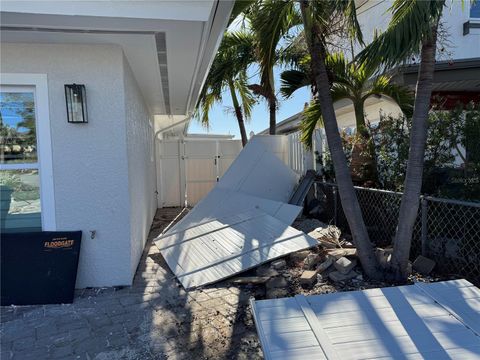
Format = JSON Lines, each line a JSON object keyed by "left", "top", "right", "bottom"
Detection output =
{"left": 0, "top": 1, "right": 215, "bottom": 22}
{"left": 183, "top": 0, "right": 235, "bottom": 119}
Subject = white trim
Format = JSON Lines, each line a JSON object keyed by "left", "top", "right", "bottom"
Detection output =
{"left": 0, "top": 73, "right": 56, "bottom": 230}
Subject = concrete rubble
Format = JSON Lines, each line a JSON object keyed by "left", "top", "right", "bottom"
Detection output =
{"left": 334, "top": 257, "right": 357, "bottom": 275}
{"left": 304, "top": 254, "right": 321, "bottom": 269}
{"left": 229, "top": 216, "right": 443, "bottom": 306}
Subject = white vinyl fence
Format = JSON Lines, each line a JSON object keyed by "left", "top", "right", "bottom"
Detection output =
{"left": 287, "top": 129, "right": 323, "bottom": 175}
{"left": 156, "top": 138, "right": 242, "bottom": 207}
{"left": 156, "top": 132, "right": 323, "bottom": 207}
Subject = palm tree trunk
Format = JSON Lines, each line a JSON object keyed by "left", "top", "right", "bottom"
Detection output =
{"left": 228, "top": 82, "right": 248, "bottom": 147}
{"left": 390, "top": 25, "right": 439, "bottom": 281}
{"left": 268, "top": 97, "right": 276, "bottom": 135}
{"left": 268, "top": 67, "right": 277, "bottom": 135}
{"left": 299, "top": 1, "right": 381, "bottom": 279}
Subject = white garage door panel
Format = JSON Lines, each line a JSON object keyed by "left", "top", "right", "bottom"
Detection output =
{"left": 155, "top": 209, "right": 317, "bottom": 289}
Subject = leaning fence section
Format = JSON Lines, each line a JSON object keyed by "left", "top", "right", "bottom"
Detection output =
{"left": 315, "top": 182, "right": 480, "bottom": 284}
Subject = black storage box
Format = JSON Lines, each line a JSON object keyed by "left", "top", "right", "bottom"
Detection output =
{"left": 1, "top": 231, "right": 82, "bottom": 305}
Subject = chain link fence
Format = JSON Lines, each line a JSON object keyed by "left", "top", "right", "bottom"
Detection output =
{"left": 315, "top": 182, "right": 480, "bottom": 284}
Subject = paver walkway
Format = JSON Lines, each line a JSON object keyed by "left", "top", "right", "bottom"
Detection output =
{"left": 0, "top": 208, "right": 263, "bottom": 360}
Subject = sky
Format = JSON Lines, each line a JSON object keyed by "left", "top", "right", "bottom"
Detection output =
{"left": 188, "top": 66, "right": 311, "bottom": 139}
{"left": 188, "top": 16, "right": 311, "bottom": 139}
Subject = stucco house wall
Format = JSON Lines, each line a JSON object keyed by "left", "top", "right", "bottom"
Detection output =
{"left": 1, "top": 43, "right": 156, "bottom": 287}
{"left": 122, "top": 56, "right": 157, "bottom": 276}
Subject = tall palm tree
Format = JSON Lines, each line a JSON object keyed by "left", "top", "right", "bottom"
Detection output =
{"left": 297, "top": 0, "right": 383, "bottom": 279}
{"left": 253, "top": 0, "right": 381, "bottom": 278}
{"left": 281, "top": 52, "right": 414, "bottom": 183}
{"left": 248, "top": 1, "right": 302, "bottom": 135}
{"left": 196, "top": 32, "right": 256, "bottom": 146}
{"left": 357, "top": 0, "right": 446, "bottom": 280}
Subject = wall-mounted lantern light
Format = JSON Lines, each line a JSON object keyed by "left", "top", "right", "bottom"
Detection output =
{"left": 65, "top": 84, "right": 88, "bottom": 123}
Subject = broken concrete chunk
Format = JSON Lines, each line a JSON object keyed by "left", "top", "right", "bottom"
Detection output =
{"left": 326, "top": 248, "right": 357, "bottom": 259}
{"left": 303, "top": 254, "right": 321, "bottom": 269}
{"left": 289, "top": 250, "right": 311, "bottom": 262}
{"left": 412, "top": 255, "right": 436, "bottom": 275}
{"left": 271, "top": 259, "right": 287, "bottom": 270}
{"left": 317, "top": 256, "right": 334, "bottom": 273}
{"left": 328, "top": 270, "right": 358, "bottom": 282}
{"left": 299, "top": 270, "right": 318, "bottom": 286}
{"left": 334, "top": 257, "right": 357, "bottom": 274}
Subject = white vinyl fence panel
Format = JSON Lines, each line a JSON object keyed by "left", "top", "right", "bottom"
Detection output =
{"left": 252, "top": 279, "right": 480, "bottom": 360}
{"left": 286, "top": 129, "right": 322, "bottom": 176}
{"left": 156, "top": 138, "right": 242, "bottom": 207}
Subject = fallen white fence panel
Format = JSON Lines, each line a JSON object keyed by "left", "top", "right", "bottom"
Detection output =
{"left": 168, "top": 188, "right": 302, "bottom": 234}
{"left": 155, "top": 136, "right": 311, "bottom": 289}
{"left": 155, "top": 209, "right": 317, "bottom": 289}
{"left": 251, "top": 280, "right": 480, "bottom": 360}
{"left": 217, "top": 136, "right": 298, "bottom": 203}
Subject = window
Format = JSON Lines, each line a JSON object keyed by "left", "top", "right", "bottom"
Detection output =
{"left": 1, "top": 88, "right": 41, "bottom": 232}
{"left": 471, "top": 1, "right": 480, "bottom": 18}
{"left": 0, "top": 74, "right": 55, "bottom": 233}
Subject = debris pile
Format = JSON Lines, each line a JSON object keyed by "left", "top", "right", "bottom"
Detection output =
{"left": 229, "top": 218, "right": 368, "bottom": 298}
{"left": 229, "top": 216, "right": 447, "bottom": 300}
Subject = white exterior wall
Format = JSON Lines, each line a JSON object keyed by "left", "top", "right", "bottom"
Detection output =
{"left": 123, "top": 56, "right": 157, "bottom": 276}
{"left": 1, "top": 43, "right": 156, "bottom": 288}
{"left": 357, "top": 0, "right": 480, "bottom": 61}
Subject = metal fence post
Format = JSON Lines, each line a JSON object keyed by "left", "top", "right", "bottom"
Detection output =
{"left": 421, "top": 196, "right": 428, "bottom": 256}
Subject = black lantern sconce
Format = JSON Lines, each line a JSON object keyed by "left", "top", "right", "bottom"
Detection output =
{"left": 65, "top": 84, "right": 88, "bottom": 123}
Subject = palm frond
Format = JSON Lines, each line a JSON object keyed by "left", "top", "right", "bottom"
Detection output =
{"left": 300, "top": 84, "right": 357, "bottom": 148}
{"left": 300, "top": 101, "right": 324, "bottom": 149}
{"left": 250, "top": 0, "right": 301, "bottom": 93}
{"left": 277, "top": 32, "right": 308, "bottom": 68}
{"left": 366, "top": 76, "right": 415, "bottom": 119}
{"left": 343, "top": 0, "right": 364, "bottom": 45}
{"left": 356, "top": 0, "right": 446, "bottom": 69}
{"left": 235, "top": 71, "right": 256, "bottom": 121}
{"left": 228, "top": 0, "right": 256, "bottom": 27}
{"left": 280, "top": 69, "right": 310, "bottom": 98}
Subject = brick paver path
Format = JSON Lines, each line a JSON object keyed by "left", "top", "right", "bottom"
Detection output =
{"left": 1, "top": 208, "right": 263, "bottom": 359}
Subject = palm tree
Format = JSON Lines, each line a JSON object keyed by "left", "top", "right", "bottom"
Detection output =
{"left": 253, "top": 0, "right": 382, "bottom": 278}
{"left": 357, "top": 0, "right": 446, "bottom": 280}
{"left": 248, "top": 1, "right": 302, "bottom": 135}
{"left": 281, "top": 52, "right": 414, "bottom": 184}
{"left": 196, "top": 32, "right": 256, "bottom": 146}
